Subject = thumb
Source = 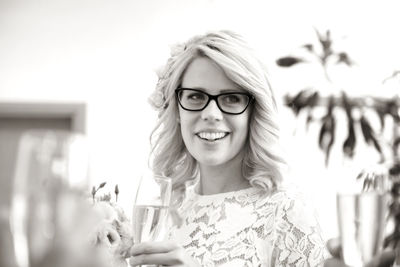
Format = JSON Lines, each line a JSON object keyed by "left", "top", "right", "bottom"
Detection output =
{"left": 365, "top": 249, "right": 395, "bottom": 267}
{"left": 327, "top": 238, "right": 342, "bottom": 259}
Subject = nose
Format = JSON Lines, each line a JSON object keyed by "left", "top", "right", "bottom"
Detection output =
{"left": 201, "top": 99, "right": 223, "bottom": 121}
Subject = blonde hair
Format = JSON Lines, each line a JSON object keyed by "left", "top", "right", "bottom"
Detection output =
{"left": 149, "top": 30, "right": 286, "bottom": 204}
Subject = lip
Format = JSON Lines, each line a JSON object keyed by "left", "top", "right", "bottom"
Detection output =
{"left": 195, "top": 128, "right": 230, "bottom": 134}
{"left": 195, "top": 129, "right": 230, "bottom": 142}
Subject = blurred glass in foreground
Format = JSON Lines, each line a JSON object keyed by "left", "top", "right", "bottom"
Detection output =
{"left": 337, "top": 192, "right": 388, "bottom": 267}
{"left": 9, "top": 130, "right": 105, "bottom": 267}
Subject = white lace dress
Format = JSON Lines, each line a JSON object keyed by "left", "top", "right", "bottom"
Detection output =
{"left": 168, "top": 185, "right": 327, "bottom": 267}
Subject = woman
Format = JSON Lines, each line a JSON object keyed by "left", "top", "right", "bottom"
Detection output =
{"left": 129, "top": 30, "right": 327, "bottom": 266}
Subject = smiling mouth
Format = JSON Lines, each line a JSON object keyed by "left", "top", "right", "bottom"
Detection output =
{"left": 196, "top": 132, "right": 229, "bottom": 141}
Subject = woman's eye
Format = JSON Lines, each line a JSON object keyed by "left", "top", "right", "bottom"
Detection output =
{"left": 187, "top": 93, "right": 205, "bottom": 101}
{"left": 223, "top": 94, "right": 241, "bottom": 103}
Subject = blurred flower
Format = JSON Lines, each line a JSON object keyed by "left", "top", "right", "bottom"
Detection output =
{"left": 88, "top": 185, "right": 133, "bottom": 267}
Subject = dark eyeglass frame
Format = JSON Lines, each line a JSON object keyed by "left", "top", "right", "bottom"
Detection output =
{"left": 175, "top": 88, "right": 254, "bottom": 115}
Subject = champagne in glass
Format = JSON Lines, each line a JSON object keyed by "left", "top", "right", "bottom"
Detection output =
{"left": 133, "top": 205, "right": 169, "bottom": 243}
{"left": 337, "top": 192, "right": 388, "bottom": 267}
{"left": 132, "top": 174, "right": 171, "bottom": 245}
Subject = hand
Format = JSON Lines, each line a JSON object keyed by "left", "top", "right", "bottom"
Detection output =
{"left": 129, "top": 241, "right": 200, "bottom": 267}
{"left": 324, "top": 238, "right": 344, "bottom": 267}
{"left": 324, "top": 238, "right": 395, "bottom": 267}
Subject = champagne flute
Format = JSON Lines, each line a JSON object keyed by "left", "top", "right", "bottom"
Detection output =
{"left": 132, "top": 172, "right": 171, "bottom": 246}
{"left": 337, "top": 192, "right": 388, "bottom": 267}
{"left": 9, "top": 130, "right": 93, "bottom": 267}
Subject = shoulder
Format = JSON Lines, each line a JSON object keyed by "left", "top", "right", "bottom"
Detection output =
{"left": 254, "top": 183, "right": 309, "bottom": 209}
{"left": 273, "top": 185, "right": 321, "bottom": 226}
{"left": 253, "top": 184, "right": 323, "bottom": 233}
{"left": 267, "top": 185, "right": 328, "bottom": 266}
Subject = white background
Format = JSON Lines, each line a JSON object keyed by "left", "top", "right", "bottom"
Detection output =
{"left": 1, "top": 0, "right": 399, "bottom": 239}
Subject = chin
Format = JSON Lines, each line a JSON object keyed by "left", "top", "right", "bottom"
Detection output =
{"left": 196, "top": 155, "right": 231, "bottom": 167}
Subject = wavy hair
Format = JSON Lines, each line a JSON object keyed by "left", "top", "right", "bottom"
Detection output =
{"left": 149, "top": 30, "right": 286, "bottom": 204}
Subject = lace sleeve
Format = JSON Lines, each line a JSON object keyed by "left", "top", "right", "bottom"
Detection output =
{"left": 270, "top": 192, "right": 327, "bottom": 267}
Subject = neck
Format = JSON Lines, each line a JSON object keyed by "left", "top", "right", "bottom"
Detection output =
{"left": 197, "top": 152, "right": 250, "bottom": 195}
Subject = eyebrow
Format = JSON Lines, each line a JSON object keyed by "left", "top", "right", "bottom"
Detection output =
{"left": 183, "top": 87, "right": 247, "bottom": 94}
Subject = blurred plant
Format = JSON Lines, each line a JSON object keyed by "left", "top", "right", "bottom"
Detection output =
{"left": 92, "top": 182, "right": 107, "bottom": 203}
{"left": 276, "top": 28, "right": 354, "bottom": 82}
{"left": 276, "top": 28, "right": 400, "bottom": 249}
{"left": 91, "top": 182, "right": 120, "bottom": 203}
{"left": 277, "top": 28, "right": 400, "bottom": 166}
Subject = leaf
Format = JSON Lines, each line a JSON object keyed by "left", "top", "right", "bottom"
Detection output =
{"left": 285, "top": 90, "right": 308, "bottom": 116}
{"left": 382, "top": 70, "right": 400, "bottom": 84}
{"left": 375, "top": 108, "right": 386, "bottom": 131}
{"left": 305, "top": 91, "right": 319, "bottom": 107}
{"left": 318, "top": 97, "right": 336, "bottom": 166}
{"left": 343, "top": 120, "right": 356, "bottom": 158}
{"left": 356, "top": 170, "right": 365, "bottom": 180}
{"left": 371, "top": 136, "right": 382, "bottom": 154}
{"left": 363, "top": 178, "right": 372, "bottom": 191}
{"left": 359, "top": 116, "right": 382, "bottom": 155}
{"left": 342, "top": 93, "right": 356, "bottom": 158}
{"left": 314, "top": 28, "right": 333, "bottom": 62}
{"left": 336, "top": 52, "right": 353, "bottom": 66}
{"left": 389, "top": 163, "right": 400, "bottom": 176}
{"left": 303, "top": 44, "right": 313, "bottom": 52}
{"left": 276, "top": 56, "right": 304, "bottom": 67}
{"left": 388, "top": 100, "right": 400, "bottom": 123}
{"left": 302, "top": 44, "right": 313, "bottom": 52}
{"left": 305, "top": 110, "right": 314, "bottom": 130}
{"left": 394, "top": 137, "right": 400, "bottom": 157}
{"left": 360, "top": 116, "right": 373, "bottom": 142}
{"left": 305, "top": 92, "right": 319, "bottom": 130}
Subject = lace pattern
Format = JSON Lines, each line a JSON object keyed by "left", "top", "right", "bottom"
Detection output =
{"left": 168, "top": 185, "right": 327, "bottom": 267}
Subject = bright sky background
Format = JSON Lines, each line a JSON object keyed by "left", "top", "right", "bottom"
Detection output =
{"left": 1, "top": 0, "right": 399, "bottom": 238}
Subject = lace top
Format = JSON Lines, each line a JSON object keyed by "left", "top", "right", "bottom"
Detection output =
{"left": 168, "top": 185, "right": 327, "bottom": 267}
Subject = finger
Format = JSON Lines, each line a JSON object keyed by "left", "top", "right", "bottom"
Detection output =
{"left": 129, "top": 251, "right": 182, "bottom": 266}
{"left": 378, "top": 249, "right": 396, "bottom": 267}
{"left": 129, "top": 241, "right": 179, "bottom": 256}
{"left": 365, "top": 249, "right": 395, "bottom": 267}
{"left": 326, "top": 238, "right": 342, "bottom": 258}
{"left": 323, "top": 258, "right": 348, "bottom": 267}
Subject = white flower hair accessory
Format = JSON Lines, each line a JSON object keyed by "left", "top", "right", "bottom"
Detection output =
{"left": 149, "top": 42, "right": 187, "bottom": 115}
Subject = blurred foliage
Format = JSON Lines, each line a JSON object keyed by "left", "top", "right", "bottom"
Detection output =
{"left": 277, "top": 28, "right": 400, "bottom": 249}
{"left": 277, "top": 28, "right": 400, "bottom": 165}
{"left": 276, "top": 28, "right": 354, "bottom": 81}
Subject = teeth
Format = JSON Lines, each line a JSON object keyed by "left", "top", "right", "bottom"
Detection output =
{"left": 198, "top": 132, "right": 227, "bottom": 141}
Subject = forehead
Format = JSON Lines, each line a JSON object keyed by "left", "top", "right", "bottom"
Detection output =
{"left": 181, "top": 57, "right": 242, "bottom": 93}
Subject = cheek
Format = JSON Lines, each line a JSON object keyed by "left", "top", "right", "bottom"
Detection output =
{"left": 178, "top": 111, "right": 193, "bottom": 141}
{"left": 234, "top": 114, "right": 251, "bottom": 138}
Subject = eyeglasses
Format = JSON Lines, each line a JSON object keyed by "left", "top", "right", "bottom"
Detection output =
{"left": 175, "top": 88, "right": 254, "bottom": 115}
